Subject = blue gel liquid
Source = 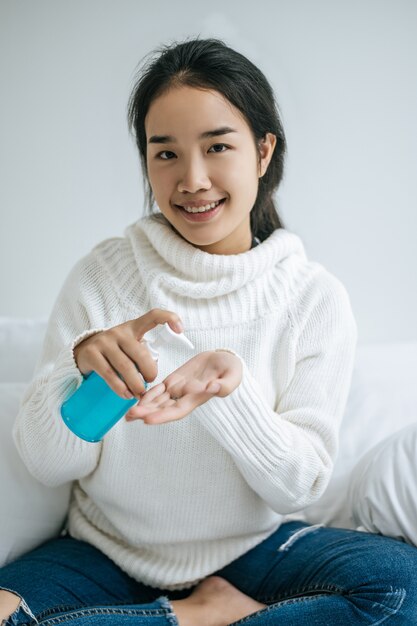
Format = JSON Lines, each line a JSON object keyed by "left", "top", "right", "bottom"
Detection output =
{"left": 61, "top": 371, "right": 148, "bottom": 442}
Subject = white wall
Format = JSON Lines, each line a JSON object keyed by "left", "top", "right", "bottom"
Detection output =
{"left": 1, "top": 0, "right": 416, "bottom": 344}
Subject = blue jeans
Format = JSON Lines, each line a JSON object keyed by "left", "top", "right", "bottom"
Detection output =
{"left": 1, "top": 521, "right": 417, "bottom": 625}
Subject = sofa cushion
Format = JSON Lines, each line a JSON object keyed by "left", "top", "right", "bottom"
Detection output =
{"left": 348, "top": 422, "right": 417, "bottom": 546}
{"left": 0, "top": 382, "right": 71, "bottom": 566}
{"left": 301, "top": 341, "right": 417, "bottom": 528}
{"left": 0, "top": 317, "right": 47, "bottom": 383}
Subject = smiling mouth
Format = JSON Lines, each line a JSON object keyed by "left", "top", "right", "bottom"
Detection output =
{"left": 175, "top": 198, "right": 227, "bottom": 213}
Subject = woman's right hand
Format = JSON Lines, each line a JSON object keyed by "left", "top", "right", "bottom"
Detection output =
{"left": 73, "top": 309, "right": 184, "bottom": 400}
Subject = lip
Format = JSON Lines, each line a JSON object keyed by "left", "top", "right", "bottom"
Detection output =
{"left": 175, "top": 198, "right": 226, "bottom": 223}
{"left": 176, "top": 198, "right": 225, "bottom": 209}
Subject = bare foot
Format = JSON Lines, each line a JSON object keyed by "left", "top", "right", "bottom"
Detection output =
{"left": 171, "top": 575, "right": 267, "bottom": 626}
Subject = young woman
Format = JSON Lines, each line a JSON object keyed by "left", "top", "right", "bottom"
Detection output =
{"left": 1, "top": 37, "right": 417, "bottom": 626}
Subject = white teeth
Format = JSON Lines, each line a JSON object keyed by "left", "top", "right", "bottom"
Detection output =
{"left": 181, "top": 199, "right": 223, "bottom": 213}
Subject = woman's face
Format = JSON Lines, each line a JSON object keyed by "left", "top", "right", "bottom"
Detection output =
{"left": 145, "top": 86, "right": 276, "bottom": 255}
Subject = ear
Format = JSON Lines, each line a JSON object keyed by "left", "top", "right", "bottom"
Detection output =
{"left": 258, "top": 133, "right": 277, "bottom": 178}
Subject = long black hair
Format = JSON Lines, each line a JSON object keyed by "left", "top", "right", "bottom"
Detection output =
{"left": 127, "top": 36, "right": 286, "bottom": 241}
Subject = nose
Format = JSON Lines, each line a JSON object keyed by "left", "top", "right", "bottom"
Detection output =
{"left": 177, "top": 156, "right": 211, "bottom": 194}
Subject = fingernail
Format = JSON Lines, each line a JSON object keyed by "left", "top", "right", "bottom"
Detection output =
{"left": 124, "top": 391, "right": 134, "bottom": 399}
{"left": 208, "top": 383, "right": 221, "bottom": 393}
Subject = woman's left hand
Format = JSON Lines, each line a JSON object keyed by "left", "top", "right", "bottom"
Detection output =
{"left": 124, "top": 350, "right": 242, "bottom": 425}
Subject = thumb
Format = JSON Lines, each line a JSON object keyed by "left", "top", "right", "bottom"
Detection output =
{"left": 206, "top": 381, "right": 221, "bottom": 394}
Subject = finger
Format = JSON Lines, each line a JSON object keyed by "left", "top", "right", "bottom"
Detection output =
{"left": 128, "top": 374, "right": 223, "bottom": 424}
{"left": 93, "top": 353, "right": 137, "bottom": 400}
{"left": 207, "top": 354, "right": 242, "bottom": 397}
{"left": 142, "top": 405, "right": 187, "bottom": 425}
{"left": 126, "top": 398, "right": 177, "bottom": 422}
{"left": 206, "top": 380, "right": 222, "bottom": 394}
{"left": 146, "top": 398, "right": 178, "bottom": 412}
{"left": 125, "top": 388, "right": 172, "bottom": 420}
{"left": 125, "top": 405, "right": 159, "bottom": 420}
{"left": 131, "top": 390, "right": 172, "bottom": 414}
{"left": 101, "top": 345, "right": 148, "bottom": 398}
{"left": 164, "top": 373, "right": 204, "bottom": 399}
{"left": 138, "top": 378, "right": 219, "bottom": 422}
{"left": 116, "top": 339, "right": 159, "bottom": 394}
{"left": 135, "top": 390, "right": 196, "bottom": 423}
{"left": 138, "top": 382, "right": 166, "bottom": 405}
{"left": 141, "top": 390, "right": 213, "bottom": 425}
{"left": 219, "top": 365, "right": 242, "bottom": 397}
{"left": 131, "top": 309, "right": 184, "bottom": 339}
{"left": 162, "top": 372, "right": 186, "bottom": 394}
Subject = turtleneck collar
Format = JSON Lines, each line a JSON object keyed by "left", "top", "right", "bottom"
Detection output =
{"left": 124, "top": 213, "right": 307, "bottom": 300}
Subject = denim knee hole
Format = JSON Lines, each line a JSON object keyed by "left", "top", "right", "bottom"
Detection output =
{"left": 277, "top": 524, "right": 324, "bottom": 552}
{"left": 0, "top": 587, "right": 38, "bottom": 625}
{"left": 156, "top": 595, "right": 179, "bottom": 626}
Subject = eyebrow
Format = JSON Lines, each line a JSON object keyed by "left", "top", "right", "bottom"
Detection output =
{"left": 148, "top": 126, "right": 238, "bottom": 144}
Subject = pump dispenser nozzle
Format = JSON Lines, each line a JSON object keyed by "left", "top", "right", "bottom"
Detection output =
{"left": 145, "top": 323, "right": 195, "bottom": 361}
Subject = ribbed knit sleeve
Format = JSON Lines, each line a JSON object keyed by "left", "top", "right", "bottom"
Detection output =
{"left": 195, "top": 271, "right": 357, "bottom": 514}
{"left": 12, "top": 256, "right": 108, "bottom": 487}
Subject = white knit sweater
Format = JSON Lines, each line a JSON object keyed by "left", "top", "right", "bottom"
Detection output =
{"left": 13, "top": 214, "right": 357, "bottom": 590}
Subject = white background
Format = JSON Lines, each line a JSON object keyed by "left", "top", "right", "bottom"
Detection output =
{"left": 1, "top": 0, "right": 416, "bottom": 343}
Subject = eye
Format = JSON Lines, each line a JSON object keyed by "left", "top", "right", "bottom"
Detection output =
{"left": 208, "top": 143, "right": 229, "bottom": 153}
{"left": 156, "top": 143, "right": 230, "bottom": 160}
{"left": 157, "top": 150, "right": 176, "bottom": 160}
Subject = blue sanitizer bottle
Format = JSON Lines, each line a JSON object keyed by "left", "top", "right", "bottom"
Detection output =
{"left": 61, "top": 323, "right": 194, "bottom": 442}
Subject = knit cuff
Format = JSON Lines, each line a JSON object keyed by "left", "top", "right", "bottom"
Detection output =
{"left": 213, "top": 347, "right": 245, "bottom": 366}
{"left": 12, "top": 328, "right": 108, "bottom": 486}
{"left": 195, "top": 355, "right": 286, "bottom": 461}
{"left": 45, "top": 328, "right": 107, "bottom": 433}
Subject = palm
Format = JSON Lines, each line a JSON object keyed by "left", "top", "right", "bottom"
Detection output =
{"left": 125, "top": 350, "right": 242, "bottom": 425}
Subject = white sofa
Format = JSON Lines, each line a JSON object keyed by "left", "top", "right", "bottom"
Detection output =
{"left": 1, "top": 317, "right": 417, "bottom": 568}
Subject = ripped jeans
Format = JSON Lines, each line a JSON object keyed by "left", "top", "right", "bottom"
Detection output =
{"left": 1, "top": 521, "right": 417, "bottom": 625}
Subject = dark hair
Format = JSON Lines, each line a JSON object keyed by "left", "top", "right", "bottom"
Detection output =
{"left": 127, "top": 36, "right": 286, "bottom": 241}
